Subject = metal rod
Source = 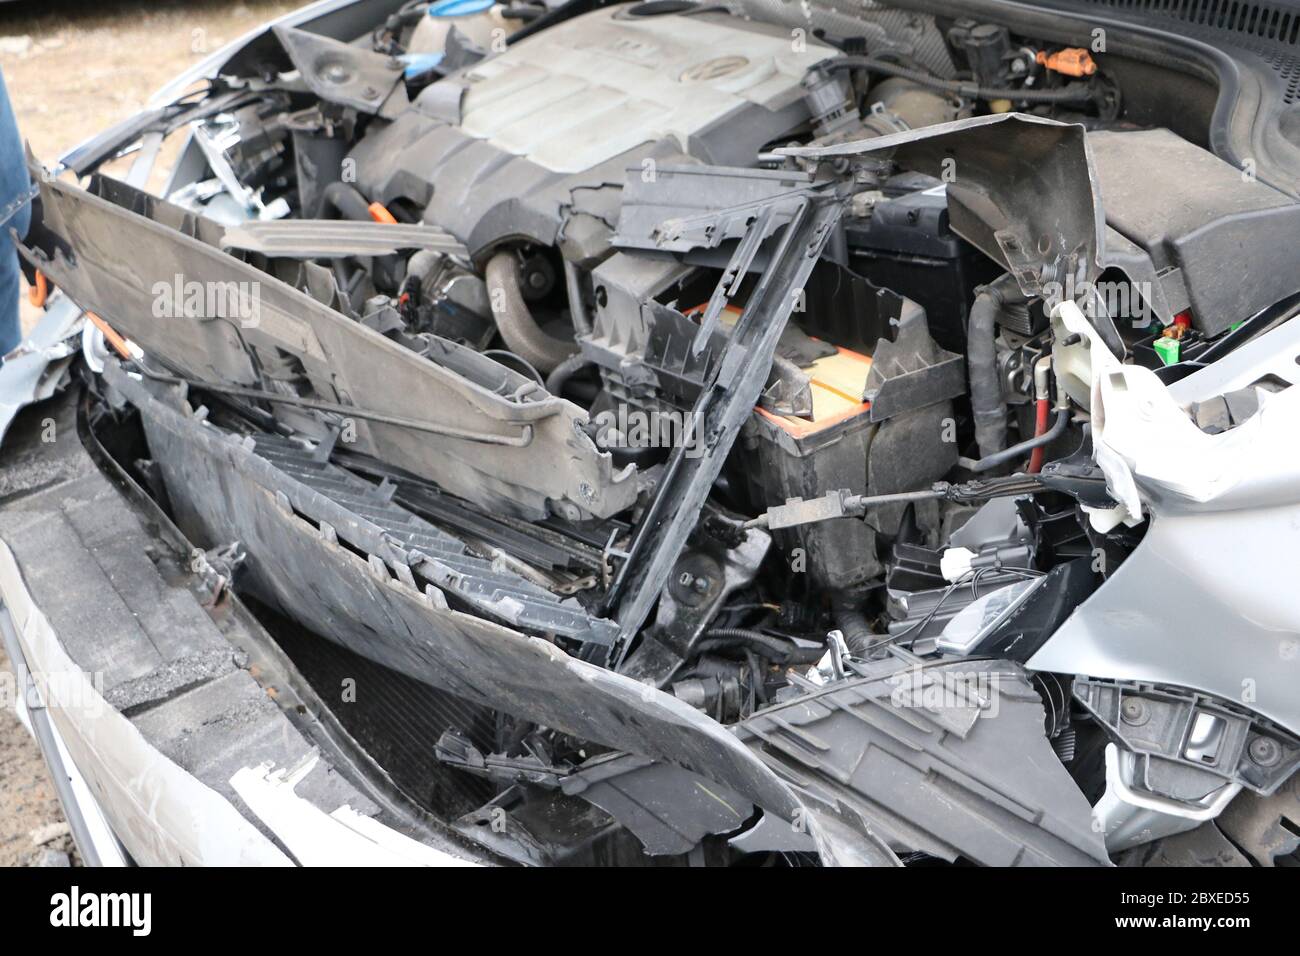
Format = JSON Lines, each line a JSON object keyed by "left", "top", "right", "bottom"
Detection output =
{"left": 133, "top": 366, "right": 534, "bottom": 447}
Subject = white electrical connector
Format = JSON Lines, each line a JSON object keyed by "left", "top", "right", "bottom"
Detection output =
{"left": 939, "top": 546, "right": 977, "bottom": 583}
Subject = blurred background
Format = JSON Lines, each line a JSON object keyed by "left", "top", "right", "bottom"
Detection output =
{"left": 0, "top": 0, "right": 297, "bottom": 868}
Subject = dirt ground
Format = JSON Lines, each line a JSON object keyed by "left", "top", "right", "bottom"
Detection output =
{"left": 0, "top": 642, "right": 80, "bottom": 867}
{"left": 2, "top": 0, "right": 298, "bottom": 332}
{"left": 0, "top": 0, "right": 298, "bottom": 868}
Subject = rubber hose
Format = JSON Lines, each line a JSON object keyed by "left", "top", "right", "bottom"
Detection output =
{"left": 824, "top": 56, "right": 1098, "bottom": 105}
{"left": 544, "top": 352, "right": 591, "bottom": 396}
{"left": 958, "top": 408, "right": 1070, "bottom": 473}
{"left": 317, "top": 182, "right": 401, "bottom": 292}
{"left": 405, "top": 248, "right": 444, "bottom": 300}
{"left": 315, "top": 182, "right": 372, "bottom": 221}
{"left": 968, "top": 273, "right": 1028, "bottom": 459}
{"left": 562, "top": 259, "right": 593, "bottom": 336}
{"left": 485, "top": 252, "right": 577, "bottom": 374}
{"left": 832, "top": 608, "right": 877, "bottom": 657}
{"left": 698, "top": 628, "right": 797, "bottom": 662}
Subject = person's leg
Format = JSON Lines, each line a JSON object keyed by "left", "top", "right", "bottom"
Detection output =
{"left": 0, "top": 67, "right": 32, "bottom": 357}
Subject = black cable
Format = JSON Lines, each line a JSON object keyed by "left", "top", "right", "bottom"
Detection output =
{"left": 481, "top": 349, "right": 545, "bottom": 387}
{"left": 372, "top": 1, "right": 429, "bottom": 54}
{"left": 958, "top": 409, "right": 1071, "bottom": 473}
{"left": 698, "top": 628, "right": 798, "bottom": 662}
{"left": 822, "top": 55, "right": 1098, "bottom": 105}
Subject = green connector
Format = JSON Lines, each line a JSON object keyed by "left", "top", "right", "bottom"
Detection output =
{"left": 1153, "top": 336, "right": 1181, "bottom": 366}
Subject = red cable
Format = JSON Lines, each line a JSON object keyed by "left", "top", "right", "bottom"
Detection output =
{"left": 1027, "top": 398, "right": 1051, "bottom": 473}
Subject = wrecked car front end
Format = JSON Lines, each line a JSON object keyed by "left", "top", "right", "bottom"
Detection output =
{"left": 4, "top": 0, "right": 1299, "bottom": 866}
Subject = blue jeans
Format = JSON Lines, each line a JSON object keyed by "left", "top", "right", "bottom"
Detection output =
{"left": 0, "top": 68, "right": 32, "bottom": 357}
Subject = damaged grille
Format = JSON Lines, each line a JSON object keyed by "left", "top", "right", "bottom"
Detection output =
{"left": 249, "top": 434, "right": 618, "bottom": 647}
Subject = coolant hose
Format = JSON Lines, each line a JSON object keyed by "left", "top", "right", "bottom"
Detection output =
{"left": 485, "top": 252, "right": 578, "bottom": 374}
{"left": 968, "top": 274, "right": 1028, "bottom": 460}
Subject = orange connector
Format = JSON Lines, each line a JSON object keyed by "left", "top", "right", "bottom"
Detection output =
{"left": 1036, "top": 48, "right": 1097, "bottom": 78}
{"left": 28, "top": 269, "right": 47, "bottom": 308}
{"left": 367, "top": 201, "right": 398, "bottom": 224}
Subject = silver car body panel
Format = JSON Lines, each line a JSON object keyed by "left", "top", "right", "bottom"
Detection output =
{"left": 1030, "top": 302, "right": 1300, "bottom": 736}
